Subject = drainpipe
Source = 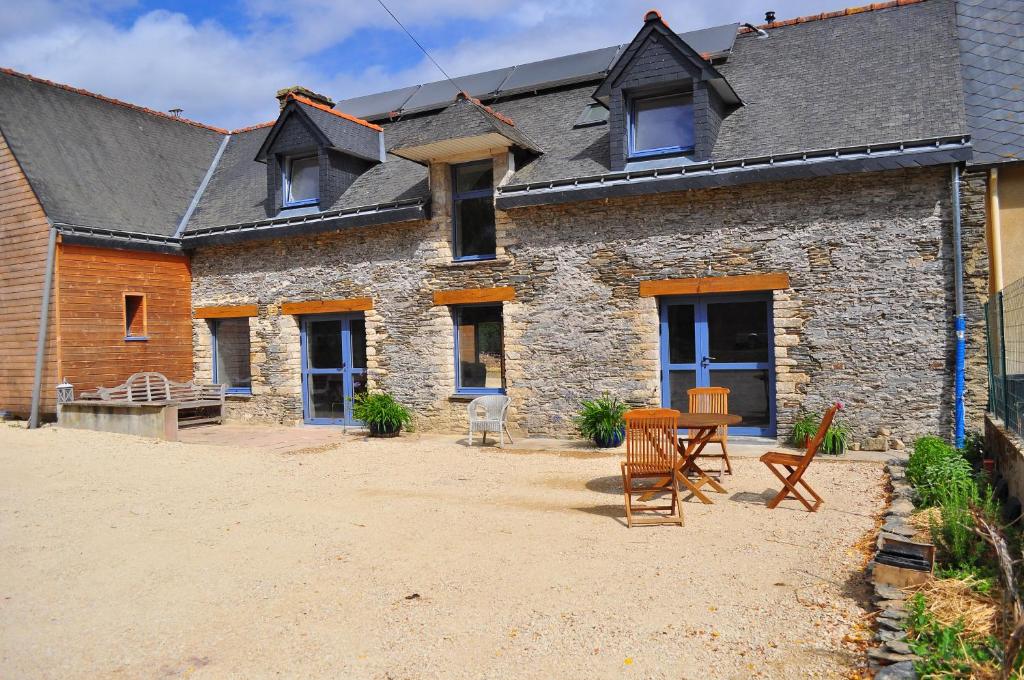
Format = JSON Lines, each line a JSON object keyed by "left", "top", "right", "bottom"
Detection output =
{"left": 951, "top": 165, "right": 966, "bottom": 448}
{"left": 28, "top": 223, "right": 58, "bottom": 429}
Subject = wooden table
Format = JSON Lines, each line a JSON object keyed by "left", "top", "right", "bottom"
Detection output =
{"left": 642, "top": 412, "right": 742, "bottom": 504}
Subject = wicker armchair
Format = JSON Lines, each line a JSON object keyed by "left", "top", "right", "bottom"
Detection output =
{"left": 467, "top": 395, "right": 513, "bottom": 447}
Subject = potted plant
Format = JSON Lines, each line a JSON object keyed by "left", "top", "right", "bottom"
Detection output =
{"left": 352, "top": 392, "right": 412, "bottom": 437}
{"left": 575, "top": 393, "right": 628, "bottom": 448}
{"left": 789, "top": 410, "right": 850, "bottom": 455}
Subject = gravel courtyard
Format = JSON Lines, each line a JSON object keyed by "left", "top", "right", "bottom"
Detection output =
{"left": 0, "top": 425, "right": 885, "bottom": 679}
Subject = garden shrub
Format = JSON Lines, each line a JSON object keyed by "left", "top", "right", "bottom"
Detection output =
{"left": 788, "top": 411, "right": 849, "bottom": 455}
{"left": 908, "top": 436, "right": 977, "bottom": 507}
{"left": 904, "top": 593, "right": 1001, "bottom": 677}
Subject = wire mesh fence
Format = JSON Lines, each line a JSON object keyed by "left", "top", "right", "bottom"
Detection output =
{"left": 987, "top": 277, "right": 1024, "bottom": 438}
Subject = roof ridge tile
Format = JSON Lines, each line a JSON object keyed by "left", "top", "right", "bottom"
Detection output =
{"left": 0, "top": 67, "right": 229, "bottom": 134}
{"left": 287, "top": 93, "right": 384, "bottom": 132}
{"left": 737, "top": 0, "right": 928, "bottom": 34}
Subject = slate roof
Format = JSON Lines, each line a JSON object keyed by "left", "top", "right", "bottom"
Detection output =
{"left": 0, "top": 69, "right": 224, "bottom": 237}
{"left": 956, "top": 0, "right": 1024, "bottom": 165}
{"left": 0, "top": 0, "right": 971, "bottom": 242}
{"left": 389, "top": 94, "right": 543, "bottom": 161}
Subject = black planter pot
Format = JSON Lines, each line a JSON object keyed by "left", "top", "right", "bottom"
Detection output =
{"left": 369, "top": 422, "right": 402, "bottom": 438}
{"left": 594, "top": 428, "right": 625, "bottom": 448}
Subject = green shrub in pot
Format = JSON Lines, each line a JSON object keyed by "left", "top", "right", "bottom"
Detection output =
{"left": 575, "top": 394, "right": 627, "bottom": 448}
{"left": 353, "top": 392, "right": 412, "bottom": 437}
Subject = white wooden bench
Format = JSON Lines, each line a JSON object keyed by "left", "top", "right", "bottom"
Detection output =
{"left": 79, "top": 372, "right": 227, "bottom": 425}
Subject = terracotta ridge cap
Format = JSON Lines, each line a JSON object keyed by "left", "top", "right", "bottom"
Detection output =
{"left": 287, "top": 93, "right": 384, "bottom": 132}
{"left": 230, "top": 120, "right": 276, "bottom": 134}
{"left": 0, "top": 67, "right": 229, "bottom": 134}
{"left": 737, "top": 0, "right": 927, "bottom": 34}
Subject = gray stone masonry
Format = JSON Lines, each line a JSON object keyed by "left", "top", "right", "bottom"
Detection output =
{"left": 191, "top": 163, "right": 974, "bottom": 441}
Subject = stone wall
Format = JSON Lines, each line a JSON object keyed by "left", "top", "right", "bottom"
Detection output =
{"left": 961, "top": 170, "right": 991, "bottom": 433}
{"left": 191, "top": 164, "right": 961, "bottom": 441}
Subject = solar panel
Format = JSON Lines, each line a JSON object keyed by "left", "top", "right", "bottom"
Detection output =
{"left": 400, "top": 66, "right": 514, "bottom": 114}
{"left": 498, "top": 45, "right": 621, "bottom": 95}
{"left": 335, "top": 23, "right": 740, "bottom": 120}
{"left": 677, "top": 23, "right": 740, "bottom": 57}
{"left": 336, "top": 85, "right": 419, "bottom": 119}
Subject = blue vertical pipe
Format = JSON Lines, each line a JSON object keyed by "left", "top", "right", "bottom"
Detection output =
{"left": 951, "top": 165, "right": 966, "bottom": 448}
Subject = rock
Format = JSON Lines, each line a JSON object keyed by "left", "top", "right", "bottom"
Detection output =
{"left": 877, "top": 629, "right": 908, "bottom": 642}
{"left": 879, "top": 616, "right": 905, "bottom": 631}
{"left": 868, "top": 648, "right": 919, "bottom": 664}
{"left": 878, "top": 428, "right": 892, "bottom": 437}
{"left": 888, "top": 466, "right": 907, "bottom": 481}
{"left": 876, "top": 599, "right": 906, "bottom": 611}
{"left": 889, "top": 499, "right": 915, "bottom": 517}
{"left": 890, "top": 438, "right": 906, "bottom": 450}
{"left": 874, "top": 660, "right": 917, "bottom": 679}
{"left": 887, "top": 458, "right": 908, "bottom": 468}
{"left": 880, "top": 608, "right": 908, "bottom": 621}
{"left": 864, "top": 436, "right": 889, "bottom": 451}
{"left": 881, "top": 521, "right": 916, "bottom": 538}
{"left": 850, "top": 441, "right": 862, "bottom": 451}
{"left": 875, "top": 583, "right": 905, "bottom": 600}
{"left": 885, "top": 640, "right": 913, "bottom": 655}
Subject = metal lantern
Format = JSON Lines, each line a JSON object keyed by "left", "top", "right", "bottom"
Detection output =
{"left": 56, "top": 377, "right": 75, "bottom": 405}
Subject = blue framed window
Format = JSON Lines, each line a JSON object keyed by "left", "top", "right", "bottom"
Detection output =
{"left": 454, "top": 304, "right": 505, "bottom": 394}
{"left": 658, "top": 292, "right": 776, "bottom": 437}
{"left": 451, "top": 161, "right": 495, "bottom": 261}
{"left": 211, "top": 317, "right": 252, "bottom": 395}
{"left": 282, "top": 154, "right": 319, "bottom": 207}
{"left": 628, "top": 92, "right": 695, "bottom": 159}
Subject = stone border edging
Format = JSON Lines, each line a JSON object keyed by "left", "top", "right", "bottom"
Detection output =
{"left": 866, "top": 459, "right": 920, "bottom": 678}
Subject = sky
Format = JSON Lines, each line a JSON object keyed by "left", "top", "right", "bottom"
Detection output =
{"left": 1, "top": 0, "right": 859, "bottom": 129}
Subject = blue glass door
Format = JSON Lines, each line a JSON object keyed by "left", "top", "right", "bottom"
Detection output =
{"left": 660, "top": 294, "right": 775, "bottom": 437}
{"left": 301, "top": 314, "right": 367, "bottom": 425}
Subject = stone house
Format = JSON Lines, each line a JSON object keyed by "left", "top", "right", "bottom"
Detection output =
{"left": 0, "top": 0, "right": 994, "bottom": 443}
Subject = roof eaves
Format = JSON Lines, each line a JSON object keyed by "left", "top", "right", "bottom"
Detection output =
{"left": 53, "top": 221, "right": 184, "bottom": 254}
{"left": 181, "top": 197, "right": 430, "bottom": 247}
{"left": 496, "top": 135, "right": 972, "bottom": 208}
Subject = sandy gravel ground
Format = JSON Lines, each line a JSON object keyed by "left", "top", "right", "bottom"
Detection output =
{"left": 0, "top": 425, "right": 884, "bottom": 679}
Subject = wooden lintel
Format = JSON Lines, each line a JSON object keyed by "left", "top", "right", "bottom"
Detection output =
{"left": 280, "top": 298, "right": 374, "bottom": 315}
{"left": 194, "top": 304, "right": 259, "bottom": 319}
{"left": 432, "top": 286, "right": 516, "bottom": 306}
{"left": 638, "top": 273, "right": 790, "bottom": 298}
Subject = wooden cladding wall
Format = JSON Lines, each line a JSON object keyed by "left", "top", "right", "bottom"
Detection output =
{"left": 57, "top": 244, "right": 193, "bottom": 393}
{"left": 0, "top": 129, "right": 57, "bottom": 417}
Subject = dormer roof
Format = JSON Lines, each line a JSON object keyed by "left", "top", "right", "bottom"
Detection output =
{"left": 254, "top": 94, "right": 383, "bottom": 163}
{"left": 389, "top": 92, "right": 543, "bottom": 164}
{"left": 592, "top": 9, "right": 741, "bottom": 107}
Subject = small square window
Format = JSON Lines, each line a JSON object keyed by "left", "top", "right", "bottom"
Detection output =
{"left": 124, "top": 293, "right": 147, "bottom": 340}
{"left": 212, "top": 318, "right": 252, "bottom": 395}
{"left": 451, "top": 161, "right": 495, "bottom": 261}
{"left": 629, "top": 92, "right": 695, "bottom": 158}
{"left": 283, "top": 155, "right": 319, "bottom": 206}
{"left": 455, "top": 304, "right": 504, "bottom": 393}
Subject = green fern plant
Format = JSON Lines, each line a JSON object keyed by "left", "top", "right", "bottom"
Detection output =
{"left": 353, "top": 392, "right": 412, "bottom": 437}
{"left": 575, "top": 394, "right": 627, "bottom": 448}
{"left": 789, "top": 411, "right": 849, "bottom": 455}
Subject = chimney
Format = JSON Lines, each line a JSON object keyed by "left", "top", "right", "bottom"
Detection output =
{"left": 764, "top": 10, "right": 776, "bottom": 24}
{"left": 275, "top": 85, "right": 335, "bottom": 111}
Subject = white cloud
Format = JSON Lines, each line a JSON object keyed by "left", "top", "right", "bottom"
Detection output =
{"left": 0, "top": 0, "right": 860, "bottom": 129}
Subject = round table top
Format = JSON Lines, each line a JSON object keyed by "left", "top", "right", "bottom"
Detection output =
{"left": 677, "top": 412, "right": 742, "bottom": 428}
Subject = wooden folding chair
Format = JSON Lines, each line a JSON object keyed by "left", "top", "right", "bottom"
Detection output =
{"left": 683, "top": 387, "right": 731, "bottom": 478}
{"left": 621, "top": 408, "right": 684, "bottom": 527}
{"left": 760, "top": 403, "right": 841, "bottom": 512}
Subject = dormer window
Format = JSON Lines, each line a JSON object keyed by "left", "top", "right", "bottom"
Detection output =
{"left": 629, "top": 92, "right": 695, "bottom": 159}
{"left": 283, "top": 155, "right": 319, "bottom": 207}
{"left": 452, "top": 160, "right": 496, "bottom": 261}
